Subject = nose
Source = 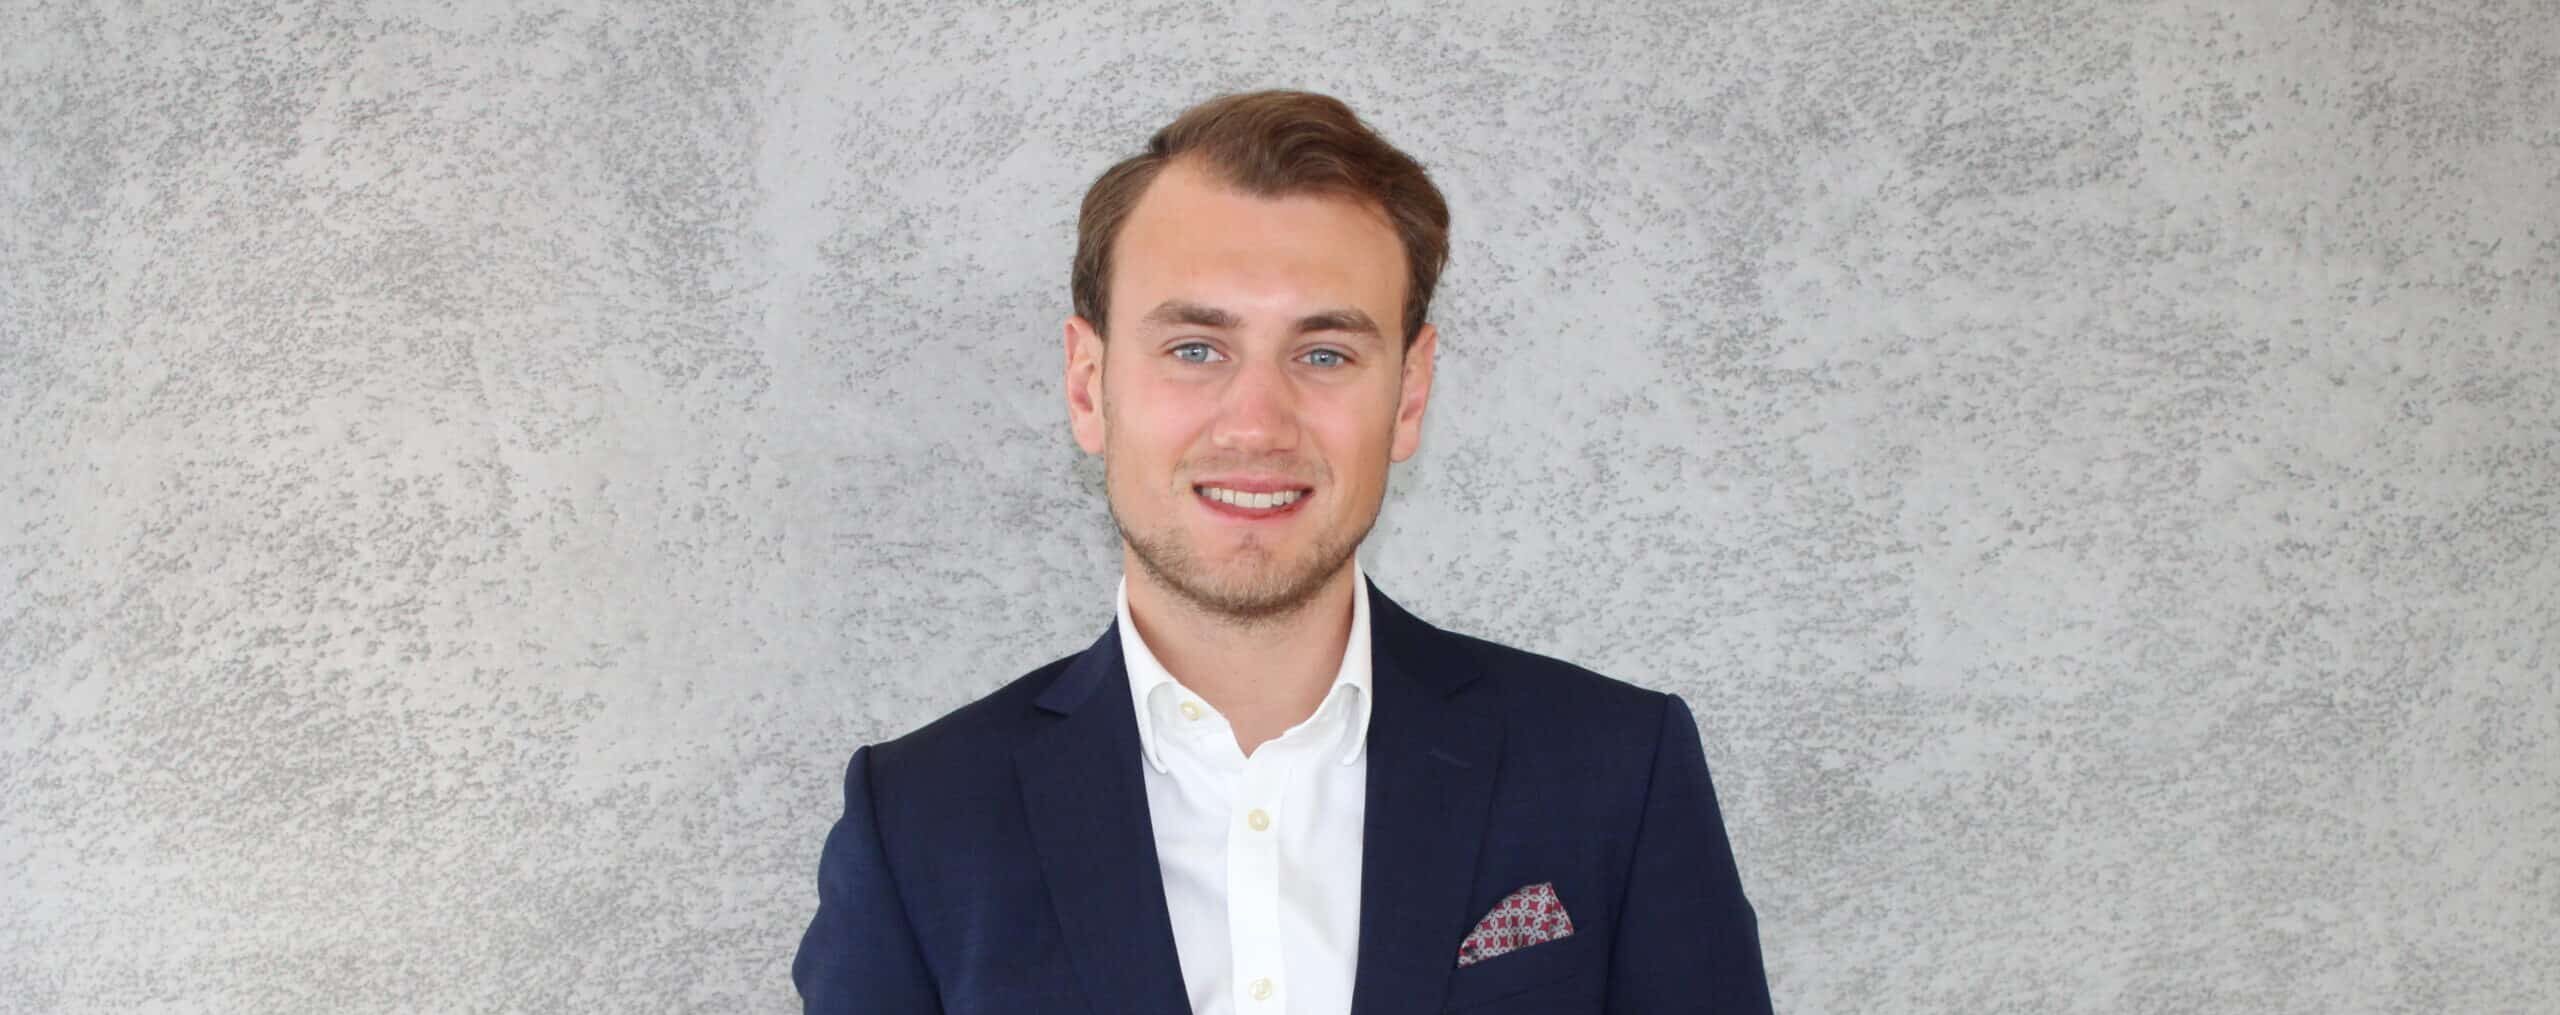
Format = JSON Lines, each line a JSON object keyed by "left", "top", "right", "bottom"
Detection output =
{"left": 1210, "top": 353, "right": 1299, "bottom": 454}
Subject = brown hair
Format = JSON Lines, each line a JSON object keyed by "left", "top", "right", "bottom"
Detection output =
{"left": 1071, "top": 90, "right": 1451, "bottom": 350}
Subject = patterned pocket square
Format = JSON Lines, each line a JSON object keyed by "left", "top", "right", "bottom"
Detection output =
{"left": 1455, "top": 881, "right": 1576, "bottom": 967}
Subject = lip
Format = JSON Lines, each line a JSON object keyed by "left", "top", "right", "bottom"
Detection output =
{"left": 1190, "top": 476, "right": 1314, "bottom": 494}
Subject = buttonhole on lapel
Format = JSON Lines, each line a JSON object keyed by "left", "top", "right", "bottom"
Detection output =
{"left": 1427, "top": 748, "right": 1471, "bottom": 769}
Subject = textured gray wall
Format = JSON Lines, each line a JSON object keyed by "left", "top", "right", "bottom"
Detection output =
{"left": 4, "top": 1, "right": 2554, "bottom": 1012}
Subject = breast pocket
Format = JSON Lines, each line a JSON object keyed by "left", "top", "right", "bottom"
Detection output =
{"left": 1438, "top": 931, "right": 1597, "bottom": 1013}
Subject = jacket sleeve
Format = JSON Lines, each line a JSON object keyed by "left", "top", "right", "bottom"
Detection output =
{"left": 794, "top": 744, "right": 942, "bottom": 1014}
{"left": 1602, "top": 693, "right": 1773, "bottom": 1014}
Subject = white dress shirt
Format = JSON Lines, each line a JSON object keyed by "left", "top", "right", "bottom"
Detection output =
{"left": 1117, "top": 559, "right": 1373, "bottom": 1015}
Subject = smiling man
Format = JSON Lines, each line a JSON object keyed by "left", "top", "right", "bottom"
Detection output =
{"left": 795, "top": 90, "right": 1772, "bottom": 1014}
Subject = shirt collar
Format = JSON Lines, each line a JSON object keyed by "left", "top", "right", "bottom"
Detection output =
{"left": 1117, "top": 558, "right": 1374, "bottom": 774}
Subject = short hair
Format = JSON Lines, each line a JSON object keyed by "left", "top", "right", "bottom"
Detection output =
{"left": 1071, "top": 90, "right": 1451, "bottom": 350}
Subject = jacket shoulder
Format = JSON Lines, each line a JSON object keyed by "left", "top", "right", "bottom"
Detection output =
{"left": 1444, "top": 626, "right": 1668, "bottom": 710}
{"left": 864, "top": 645, "right": 1079, "bottom": 782}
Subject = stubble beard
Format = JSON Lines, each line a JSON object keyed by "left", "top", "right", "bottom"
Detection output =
{"left": 1107, "top": 470, "right": 1374, "bottom": 630}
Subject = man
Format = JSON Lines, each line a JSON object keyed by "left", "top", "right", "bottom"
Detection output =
{"left": 795, "top": 89, "right": 1771, "bottom": 1014}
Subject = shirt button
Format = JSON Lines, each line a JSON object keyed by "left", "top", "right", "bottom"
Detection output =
{"left": 1247, "top": 808, "right": 1271, "bottom": 831}
{"left": 1250, "top": 977, "right": 1274, "bottom": 1001}
{"left": 1178, "top": 701, "right": 1203, "bottom": 721}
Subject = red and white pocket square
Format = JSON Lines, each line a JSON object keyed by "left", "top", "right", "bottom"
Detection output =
{"left": 1454, "top": 881, "right": 1576, "bottom": 967}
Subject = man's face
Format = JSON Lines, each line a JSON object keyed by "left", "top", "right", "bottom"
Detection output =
{"left": 1065, "top": 157, "right": 1437, "bottom": 623}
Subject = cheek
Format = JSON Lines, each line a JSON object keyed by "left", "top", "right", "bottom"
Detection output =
{"left": 1315, "top": 420, "right": 1395, "bottom": 479}
{"left": 1109, "top": 407, "right": 1202, "bottom": 478}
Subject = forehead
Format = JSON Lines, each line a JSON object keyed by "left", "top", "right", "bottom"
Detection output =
{"left": 1110, "top": 159, "right": 1406, "bottom": 332}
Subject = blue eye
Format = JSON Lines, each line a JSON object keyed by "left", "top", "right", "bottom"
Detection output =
{"left": 1168, "top": 343, "right": 1350, "bottom": 367}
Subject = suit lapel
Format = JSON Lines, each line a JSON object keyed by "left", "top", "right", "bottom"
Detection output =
{"left": 1350, "top": 579, "right": 1502, "bottom": 1015}
{"left": 1015, "top": 624, "right": 1192, "bottom": 1015}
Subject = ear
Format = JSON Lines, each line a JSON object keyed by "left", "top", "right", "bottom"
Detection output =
{"left": 1389, "top": 322, "right": 1436, "bottom": 463}
{"left": 1065, "top": 315, "right": 1108, "bottom": 456}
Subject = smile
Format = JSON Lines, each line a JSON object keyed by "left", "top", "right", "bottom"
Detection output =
{"left": 1194, "top": 484, "right": 1311, "bottom": 520}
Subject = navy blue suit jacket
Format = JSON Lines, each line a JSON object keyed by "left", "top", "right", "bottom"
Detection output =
{"left": 795, "top": 578, "right": 1771, "bottom": 1013}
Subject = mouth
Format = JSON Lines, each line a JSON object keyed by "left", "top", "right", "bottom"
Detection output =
{"left": 1193, "top": 483, "right": 1314, "bottom": 521}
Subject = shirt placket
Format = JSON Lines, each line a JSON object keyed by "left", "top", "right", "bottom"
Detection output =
{"left": 1226, "top": 736, "right": 1295, "bottom": 1011}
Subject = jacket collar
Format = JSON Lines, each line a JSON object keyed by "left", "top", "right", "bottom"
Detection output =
{"left": 1034, "top": 570, "right": 1481, "bottom": 714}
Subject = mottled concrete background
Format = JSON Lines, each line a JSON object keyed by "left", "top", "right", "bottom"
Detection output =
{"left": 3, "top": 1, "right": 2554, "bottom": 1012}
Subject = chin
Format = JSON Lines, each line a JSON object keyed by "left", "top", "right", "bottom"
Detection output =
{"left": 1113, "top": 498, "right": 1366, "bottom": 618}
{"left": 1155, "top": 547, "right": 1331, "bottom": 616}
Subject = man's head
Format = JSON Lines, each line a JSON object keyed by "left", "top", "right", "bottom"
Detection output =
{"left": 1064, "top": 90, "right": 1449, "bottom": 625}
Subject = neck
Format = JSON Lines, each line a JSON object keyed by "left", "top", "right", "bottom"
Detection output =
{"left": 1122, "top": 552, "right": 1359, "bottom": 756}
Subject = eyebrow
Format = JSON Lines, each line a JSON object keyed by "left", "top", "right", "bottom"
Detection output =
{"left": 1137, "top": 300, "right": 1383, "bottom": 342}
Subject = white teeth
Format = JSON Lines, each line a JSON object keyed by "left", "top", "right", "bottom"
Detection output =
{"left": 1199, "top": 486, "right": 1304, "bottom": 509}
